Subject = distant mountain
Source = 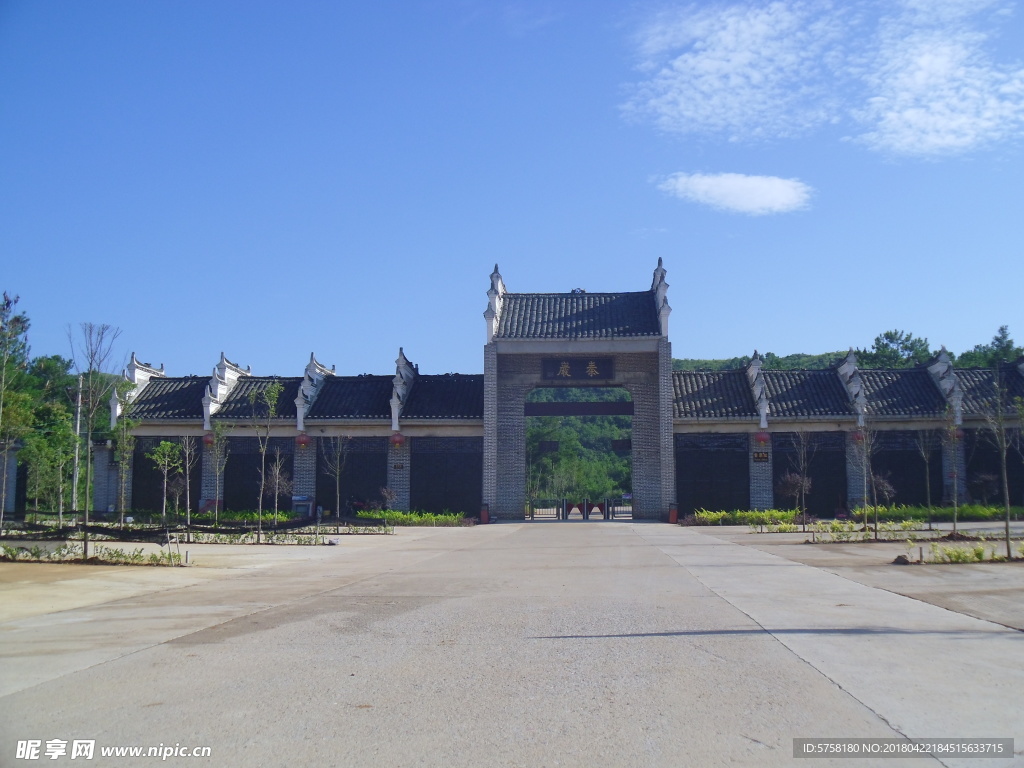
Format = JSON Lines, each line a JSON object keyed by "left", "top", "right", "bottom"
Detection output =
{"left": 672, "top": 351, "right": 846, "bottom": 372}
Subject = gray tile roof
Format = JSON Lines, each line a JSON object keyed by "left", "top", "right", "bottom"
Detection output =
{"left": 956, "top": 365, "right": 1024, "bottom": 415}
{"left": 860, "top": 369, "right": 946, "bottom": 417}
{"left": 672, "top": 371, "right": 756, "bottom": 419}
{"left": 215, "top": 377, "right": 302, "bottom": 420}
{"left": 305, "top": 376, "right": 392, "bottom": 419}
{"left": 129, "top": 377, "right": 206, "bottom": 420}
{"left": 762, "top": 370, "right": 854, "bottom": 418}
{"left": 402, "top": 374, "right": 484, "bottom": 419}
{"left": 495, "top": 292, "right": 661, "bottom": 339}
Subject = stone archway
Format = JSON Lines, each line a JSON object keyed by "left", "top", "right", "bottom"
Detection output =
{"left": 481, "top": 265, "right": 675, "bottom": 520}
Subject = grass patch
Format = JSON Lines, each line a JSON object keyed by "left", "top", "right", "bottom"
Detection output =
{"left": 0, "top": 542, "right": 181, "bottom": 566}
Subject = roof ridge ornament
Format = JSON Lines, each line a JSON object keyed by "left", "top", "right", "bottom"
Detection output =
{"left": 835, "top": 348, "right": 858, "bottom": 385}
{"left": 927, "top": 346, "right": 963, "bottom": 425}
{"left": 296, "top": 353, "right": 336, "bottom": 432}
{"left": 203, "top": 352, "right": 252, "bottom": 430}
{"left": 651, "top": 258, "right": 671, "bottom": 336}
{"left": 832, "top": 349, "right": 867, "bottom": 425}
{"left": 110, "top": 352, "right": 167, "bottom": 428}
{"left": 390, "top": 347, "right": 417, "bottom": 432}
{"left": 745, "top": 351, "right": 769, "bottom": 428}
{"left": 484, "top": 264, "right": 506, "bottom": 343}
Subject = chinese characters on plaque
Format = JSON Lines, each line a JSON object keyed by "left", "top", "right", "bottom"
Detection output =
{"left": 541, "top": 358, "right": 614, "bottom": 381}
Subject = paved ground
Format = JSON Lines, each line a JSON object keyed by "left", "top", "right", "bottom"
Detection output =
{"left": 1, "top": 523, "right": 1021, "bottom": 768}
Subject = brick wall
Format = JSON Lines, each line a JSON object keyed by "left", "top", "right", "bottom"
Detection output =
{"left": 387, "top": 440, "right": 411, "bottom": 511}
{"left": 482, "top": 342, "right": 498, "bottom": 512}
{"left": 845, "top": 433, "right": 868, "bottom": 507}
{"left": 941, "top": 437, "right": 968, "bottom": 504}
{"left": 293, "top": 443, "right": 316, "bottom": 499}
{"left": 92, "top": 444, "right": 118, "bottom": 513}
{"left": 201, "top": 448, "right": 218, "bottom": 507}
{"left": 749, "top": 434, "right": 774, "bottom": 509}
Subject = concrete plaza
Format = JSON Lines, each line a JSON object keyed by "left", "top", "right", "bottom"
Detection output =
{"left": 1, "top": 523, "right": 1022, "bottom": 767}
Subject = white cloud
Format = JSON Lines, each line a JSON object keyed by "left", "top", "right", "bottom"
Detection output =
{"left": 658, "top": 172, "right": 813, "bottom": 215}
{"left": 624, "top": 2, "right": 847, "bottom": 141}
{"left": 856, "top": 9, "right": 1024, "bottom": 155}
{"left": 625, "top": 0, "right": 1024, "bottom": 156}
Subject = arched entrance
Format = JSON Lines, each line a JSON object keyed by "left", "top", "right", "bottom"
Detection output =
{"left": 525, "top": 386, "right": 632, "bottom": 520}
{"left": 481, "top": 264, "right": 675, "bottom": 520}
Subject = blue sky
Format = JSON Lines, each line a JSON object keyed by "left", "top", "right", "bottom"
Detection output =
{"left": 2, "top": 0, "right": 1022, "bottom": 378}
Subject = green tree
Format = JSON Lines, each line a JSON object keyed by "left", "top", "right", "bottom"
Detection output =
{"left": 981, "top": 370, "right": 1015, "bottom": 559}
{"left": 1, "top": 292, "right": 30, "bottom": 527}
{"left": 147, "top": 440, "right": 182, "bottom": 524}
{"left": 955, "top": 326, "right": 1022, "bottom": 368}
{"left": 857, "top": 330, "right": 931, "bottom": 369}
{"left": 208, "top": 421, "right": 231, "bottom": 526}
{"left": 180, "top": 435, "right": 198, "bottom": 533}
{"left": 247, "top": 381, "right": 284, "bottom": 540}
{"left": 319, "top": 435, "right": 350, "bottom": 518}
{"left": 112, "top": 381, "right": 137, "bottom": 526}
{"left": 68, "top": 322, "right": 122, "bottom": 514}
{"left": 20, "top": 402, "right": 76, "bottom": 524}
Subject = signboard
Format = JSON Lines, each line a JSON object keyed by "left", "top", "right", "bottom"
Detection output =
{"left": 752, "top": 452, "right": 770, "bottom": 463}
{"left": 541, "top": 358, "right": 614, "bottom": 381}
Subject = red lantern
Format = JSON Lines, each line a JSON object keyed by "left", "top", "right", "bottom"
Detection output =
{"left": 853, "top": 431, "right": 865, "bottom": 442}
{"left": 295, "top": 433, "right": 312, "bottom": 448}
{"left": 955, "top": 428, "right": 964, "bottom": 440}
{"left": 755, "top": 431, "right": 770, "bottom": 445}
{"left": 203, "top": 433, "right": 215, "bottom": 446}
{"left": 389, "top": 432, "right": 406, "bottom": 447}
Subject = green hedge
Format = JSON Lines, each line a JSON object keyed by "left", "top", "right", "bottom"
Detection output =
{"left": 850, "top": 505, "right": 1024, "bottom": 523}
{"left": 356, "top": 510, "right": 466, "bottom": 526}
{"left": 688, "top": 505, "right": 1023, "bottom": 526}
{"left": 692, "top": 509, "right": 798, "bottom": 526}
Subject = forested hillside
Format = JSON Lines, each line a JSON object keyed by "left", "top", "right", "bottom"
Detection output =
{"left": 673, "top": 327, "right": 1024, "bottom": 371}
{"left": 526, "top": 387, "right": 631, "bottom": 501}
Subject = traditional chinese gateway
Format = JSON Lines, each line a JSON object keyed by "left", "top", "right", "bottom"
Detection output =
{"left": 48, "top": 262, "right": 1024, "bottom": 521}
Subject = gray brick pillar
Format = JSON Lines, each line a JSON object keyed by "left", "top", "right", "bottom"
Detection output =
{"left": 92, "top": 443, "right": 119, "bottom": 513}
{"left": 941, "top": 434, "right": 968, "bottom": 504}
{"left": 387, "top": 439, "right": 410, "bottom": 511}
{"left": 657, "top": 337, "right": 676, "bottom": 516}
{"left": 845, "top": 432, "right": 868, "bottom": 509}
{"left": 293, "top": 442, "right": 316, "bottom": 500}
{"left": 2, "top": 447, "right": 17, "bottom": 514}
{"left": 483, "top": 342, "right": 498, "bottom": 511}
{"left": 749, "top": 434, "right": 773, "bottom": 510}
{"left": 201, "top": 447, "right": 217, "bottom": 509}
{"left": 494, "top": 382, "right": 530, "bottom": 520}
{"left": 115, "top": 448, "right": 133, "bottom": 514}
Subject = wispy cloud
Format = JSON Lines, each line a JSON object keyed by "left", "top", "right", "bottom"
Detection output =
{"left": 626, "top": 2, "right": 848, "bottom": 141}
{"left": 856, "top": 6, "right": 1024, "bottom": 154}
{"left": 658, "top": 172, "right": 813, "bottom": 215}
{"left": 624, "top": 0, "right": 1024, "bottom": 156}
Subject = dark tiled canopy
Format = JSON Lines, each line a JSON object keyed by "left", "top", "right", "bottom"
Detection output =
{"left": 761, "top": 370, "right": 854, "bottom": 418}
{"left": 859, "top": 369, "right": 947, "bottom": 417}
{"left": 305, "top": 376, "right": 392, "bottom": 419}
{"left": 214, "top": 377, "right": 302, "bottom": 420}
{"left": 495, "top": 292, "right": 661, "bottom": 339}
{"left": 129, "top": 377, "right": 206, "bottom": 420}
{"left": 672, "top": 371, "right": 756, "bottom": 419}
{"left": 956, "top": 365, "right": 1024, "bottom": 415}
{"left": 402, "top": 374, "right": 484, "bottom": 419}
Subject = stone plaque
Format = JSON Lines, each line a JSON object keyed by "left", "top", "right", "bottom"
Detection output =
{"left": 541, "top": 358, "right": 614, "bottom": 381}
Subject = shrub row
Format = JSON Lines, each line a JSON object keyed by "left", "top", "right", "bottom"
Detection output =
{"left": 686, "top": 505, "right": 1023, "bottom": 526}
{"left": 357, "top": 510, "right": 467, "bottom": 527}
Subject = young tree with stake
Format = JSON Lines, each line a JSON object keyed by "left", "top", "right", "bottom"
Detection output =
{"left": 247, "top": 381, "right": 283, "bottom": 542}
{"left": 147, "top": 440, "right": 182, "bottom": 525}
